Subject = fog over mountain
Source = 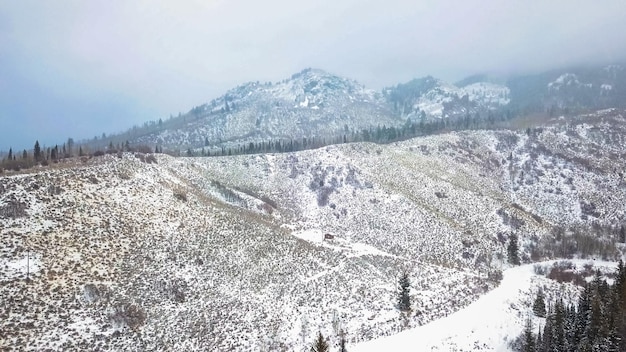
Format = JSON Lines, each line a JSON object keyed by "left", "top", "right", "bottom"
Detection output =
{"left": 1, "top": 0, "right": 626, "bottom": 150}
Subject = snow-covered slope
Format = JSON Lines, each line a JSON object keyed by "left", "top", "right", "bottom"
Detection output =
{"left": 383, "top": 76, "right": 510, "bottom": 120}
{"left": 2, "top": 109, "right": 625, "bottom": 350}
{"left": 353, "top": 260, "right": 618, "bottom": 352}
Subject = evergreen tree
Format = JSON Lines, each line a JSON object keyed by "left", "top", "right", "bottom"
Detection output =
{"left": 535, "top": 328, "right": 543, "bottom": 352}
{"left": 8, "top": 147, "right": 12, "bottom": 160}
{"left": 522, "top": 317, "right": 536, "bottom": 352}
{"left": 507, "top": 233, "right": 520, "bottom": 265}
{"left": 34, "top": 140, "right": 41, "bottom": 162}
{"left": 587, "top": 291, "right": 603, "bottom": 344}
{"left": 550, "top": 299, "right": 567, "bottom": 352}
{"left": 339, "top": 329, "right": 347, "bottom": 352}
{"left": 576, "top": 284, "right": 592, "bottom": 348}
{"left": 542, "top": 310, "right": 554, "bottom": 351}
{"left": 565, "top": 304, "right": 578, "bottom": 348}
{"left": 310, "top": 332, "right": 329, "bottom": 352}
{"left": 67, "top": 138, "right": 74, "bottom": 157}
{"left": 533, "top": 290, "right": 546, "bottom": 317}
{"left": 397, "top": 271, "right": 411, "bottom": 312}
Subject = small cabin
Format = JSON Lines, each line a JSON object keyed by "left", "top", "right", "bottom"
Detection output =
{"left": 323, "top": 233, "right": 334, "bottom": 240}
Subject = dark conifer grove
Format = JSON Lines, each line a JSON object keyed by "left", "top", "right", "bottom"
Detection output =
{"left": 516, "top": 261, "right": 626, "bottom": 352}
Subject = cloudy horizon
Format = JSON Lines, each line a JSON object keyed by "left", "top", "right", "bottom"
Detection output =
{"left": 2, "top": 0, "right": 626, "bottom": 151}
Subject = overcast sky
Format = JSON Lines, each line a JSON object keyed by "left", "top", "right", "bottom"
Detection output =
{"left": 1, "top": 0, "right": 626, "bottom": 151}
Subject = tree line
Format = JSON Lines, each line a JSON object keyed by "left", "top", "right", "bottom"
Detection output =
{"left": 516, "top": 261, "right": 626, "bottom": 352}
{"left": 184, "top": 108, "right": 519, "bottom": 157}
{"left": 0, "top": 138, "right": 162, "bottom": 173}
{"left": 0, "top": 104, "right": 531, "bottom": 169}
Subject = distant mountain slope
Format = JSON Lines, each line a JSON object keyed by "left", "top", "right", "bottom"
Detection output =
{"left": 508, "top": 64, "right": 626, "bottom": 113}
{"left": 2, "top": 109, "right": 625, "bottom": 350}
{"left": 132, "top": 68, "right": 402, "bottom": 150}
{"left": 86, "top": 69, "right": 512, "bottom": 152}
{"left": 383, "top": 76, "right": 510, "bottom": 120}
{"left": 77, "top": 64, "right": 626, "bottom": 154}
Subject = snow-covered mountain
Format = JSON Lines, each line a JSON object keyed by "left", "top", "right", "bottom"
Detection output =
{"left": 94, "top": 69, "right": 513, "bottom": 152}
{"left": 383, "top": 76, "right": 510, "bottom": 120}
{"left": 509, "top": 64, "right": 626, "bottom": 112}
{"left": 132, "top": 68, "right": 402, "bottom": 150}
{"left": 81, "top": 64, "right": 626, "bottom": 154}
{"left": 2, "top": 109, "right": 625, "bottom": 351}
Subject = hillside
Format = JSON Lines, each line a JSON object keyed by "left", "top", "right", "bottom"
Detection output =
{"left": 2, "top": 109, "right": 626, "bottom": 350}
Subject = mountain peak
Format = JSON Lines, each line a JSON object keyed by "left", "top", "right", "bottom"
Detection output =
{"left": 290, "top": 67, "right": 333, "bottom": 79}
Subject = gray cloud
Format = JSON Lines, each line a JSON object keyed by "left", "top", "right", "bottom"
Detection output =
{"left": 1, "top": 0, "right": 626, "bottom": 150}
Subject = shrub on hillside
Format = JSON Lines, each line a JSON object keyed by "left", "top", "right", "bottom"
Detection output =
{"left": 133, "top": 145, "right": 153, "bottom": 154}
{"left": 0, "top": 198, "right": 28, "bottom": 219}
{"left": 109, "top": 303, "right": 147, "bottom": 331}
{"left": 546, "top": 261, "right": 586, "bottom": 286}
{"left": 173, "top": 190, "right": 187, "bottom": 202}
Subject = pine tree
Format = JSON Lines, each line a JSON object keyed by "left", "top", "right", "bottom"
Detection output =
{"left": 310, "top": 332, "right": 329, "bottom": 352}
{"left": 522, "top": 317, "right": 536, "bottom": 352}
{"left": 397, "top": 271, "right": 411, "bottom": 312}
{"left": 533, "top": 290, "right": 546, "bottom": 317}
{"left": 67, "top": 138, "right": 74, "bottom": 157}
{"left": 552, "top": 299, "right": 567, "bottom": 352}
{"left": 339, "top": 329, "right": 347, "bottom": 352}
{"left": 8, "top": 147, "right": 12, "bottom": 160}
{"left": 535, "top": 327, "right": 543, "bottom": 352}
{"left": 542, "top": 310, "right": 554, "bottom": 351}
{"left": 33, "top": 140, "right": 41, "bottom": 162}
{"left": 507, "top": 233, "right": 520, "bottom": 265}
{"left": 565, "top": 304, "right": 578, "bottom": 348}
